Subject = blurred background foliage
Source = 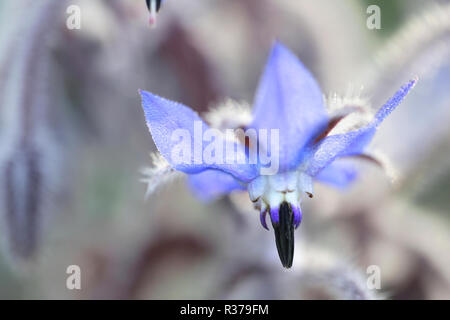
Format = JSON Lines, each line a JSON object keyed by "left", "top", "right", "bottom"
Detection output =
{"left": 0, "top": 0, "right": 449, "bottom": 299}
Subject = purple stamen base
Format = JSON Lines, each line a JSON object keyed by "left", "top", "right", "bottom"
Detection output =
{"left": 260, "top": 210, "right": 269, "bottom": 230}
{"left": 270, "top": 207, "right": 279, "bottom": 225}
{"left": 292, "top": 205, "right": 302, "bottom": 229}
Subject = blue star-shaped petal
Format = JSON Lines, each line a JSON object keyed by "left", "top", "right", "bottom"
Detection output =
{"left": 140, "top": 42, "right": 416, "bottom": 268}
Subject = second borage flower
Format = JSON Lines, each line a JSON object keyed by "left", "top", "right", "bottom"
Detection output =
{"left": 140, "top": 42, "right": 416, "bottom": 268}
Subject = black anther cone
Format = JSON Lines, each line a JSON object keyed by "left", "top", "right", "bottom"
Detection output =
{"left": 272, "top": 201, "right": 295, "bottom": 268}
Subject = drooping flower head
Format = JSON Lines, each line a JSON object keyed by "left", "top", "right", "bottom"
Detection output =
{"left": 140, "top": 42, "right": 416, "bottom": 268}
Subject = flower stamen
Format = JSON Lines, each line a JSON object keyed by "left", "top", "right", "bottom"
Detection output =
{"left": 271, "top": 202, "right": 295, "bottom": 268}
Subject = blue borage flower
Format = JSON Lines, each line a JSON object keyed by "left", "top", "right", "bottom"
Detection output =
{"left": 140, "top": 42, "right": 416, "bottom": 268}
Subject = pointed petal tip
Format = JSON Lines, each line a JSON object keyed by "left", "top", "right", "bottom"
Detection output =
{"left": 270, "top": 40, "right": 286, "bottom": 52}
{"left": 140, "top": 89, "right": 157, "bottom": 97}
{"left": 406, "top": 76, "right": 418, "bottom": 90}
{"left": 372, "top": 77, "right": 418, "bottom": 127}
{"left": 264, "top": 41, "right": 297, "bottom": 70}
{"left": 268, "top": 41, "right": 296, "bottom": 62}
{"left": 252, "top": 40, "right": 327, "bottom": 171}
{"left": 408, "top": 76, "right": 418, "bottom": 91}
{"left": 139, "top": 89, "right": 153, "bottom": 102}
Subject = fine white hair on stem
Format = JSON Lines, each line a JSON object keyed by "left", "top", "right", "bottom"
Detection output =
{"left": 140, "top": 153, "right": 183, "bottom": 199}
{"left": 314, "top": 266, "right": 380, "bottom": 300}
{"left": 294, "top": 248, "right": 381, "bottom": 300}
{"left": 0, "top": 0, "right": 67, "bottom": 262}
{"left": 324, "top": 88, "right": 400, "bottom": 185}
{"left": 325, "top": 88, "right": 374, "bottom": 135}
{"left": 325, "top": 84, "right": 371, "bottom": 114}
{"left": 367, "top": 3, "right": 450, "bottom": 101}
{"left": 204, "top": 99, "right": 253, "bottom": 130}
{"left": 367, "top": 149, "right": 399, "bottom": 185}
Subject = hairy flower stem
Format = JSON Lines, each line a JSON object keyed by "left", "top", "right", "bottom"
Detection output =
{"left": 0, "top": 0, "right": 66, "bottom": 260}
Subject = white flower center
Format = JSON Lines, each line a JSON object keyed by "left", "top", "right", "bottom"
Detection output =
{"left": 247, "top": 170, "right": 313, "bottom": 211}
